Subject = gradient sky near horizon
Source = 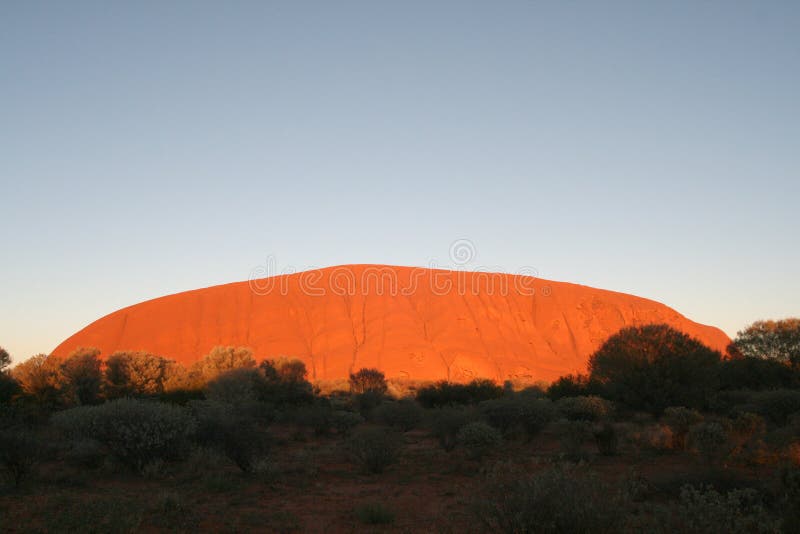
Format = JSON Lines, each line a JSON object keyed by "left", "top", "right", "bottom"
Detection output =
{"left": 1, "top": 1, "right": 798, "bottom": 363}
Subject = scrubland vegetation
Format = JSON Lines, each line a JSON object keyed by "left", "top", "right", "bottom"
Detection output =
{"left": 0, "top": 320, "right": 799, "bottom": 532}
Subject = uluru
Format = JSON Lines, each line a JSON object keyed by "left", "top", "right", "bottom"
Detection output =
{"left": 52, "top": 265, "right": 730, "bottom": 383}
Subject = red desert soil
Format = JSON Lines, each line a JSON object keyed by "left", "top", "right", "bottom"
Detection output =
{"left": 52, "top": 265, "right": 730, "bottom": 383}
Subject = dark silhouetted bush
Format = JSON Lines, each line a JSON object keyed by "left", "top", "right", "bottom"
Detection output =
{"left": 429, "top": 407, "right": 474, "bottom": 451}
{"left": 0, "top": 372, "right": 20, "bottom": 404}
{"left": 662, "top": 407, "right": 704, "bottom": 450}
{"left": 593, "top": 422, "right": 619, "bottom": 455}
{"left": 205, "top": 368, "right": 260, "bottom": 406}
{"left": 59, "top": 347, "right": 103, "bottom": 405}
{"left": 0, "top": 429, "right": 41, "bottom": 487}
{"left": 556, "top": 420, "right": 593, "bottom": 461}
{"left": 667, "top": 484, "right": 779, "bottom": 533}
{"left": 189, "top": 399, "right": 270, "bottom": 473}
{"left": 331, "top": 409, "right": 363, "bottom": 435}
{"left": 416, "top": 379, "right": 503, "bottom": 408}
{"left": 520, "top": 398, "right": 556, "bottom": 440}
{"left": 374, "top": 399, "right": 423, "bottom": 431}
{"left": 718, "top": 356, "right": 797, "bottom": 391}
{"left": 556, "top": 395, "right": 612, "bottom": 422}
{"left": 347, "top": 426, "right": 400, "bottom": 473}
{"left": 688, "top": 421, "right": 730, "bottom": 464}
{"left": 546, "top": 374, "right": 603, "bottom": 400}
{"left": 53, "top": 398, "right": 195, "bottom": 471}
{"left": 457, "top": 421, "right": 502, "bottom": 460}
{"left": 295, "top": 403, "right": 334, "bottom": 436}
{"left": 257, "top": 357, "right": 315, "bottom": 406}
{"left": 751, "top": 389, "right": 800, "bottom": 425}
{"left": 349, "top": 368, "right": 388, "bottom": 396}
{"left": 474, "top": 463, "right": 624, "bottom": 533}
{"left": 588, "top": 324, "right": 721, "bottom": 414}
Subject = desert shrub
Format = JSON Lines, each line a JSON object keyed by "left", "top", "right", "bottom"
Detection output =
{"left": 546, "top": 374, "right": 602, "bottom": 400}
{"left": 708, "top": 389, "right": 758, "bottom": 416}
{"left": 416, "top": 379, "right": 503, "bottom": 408}
{"left": 0, "top": 372, "right": 20, "bottom": 404}
{"left": 294, "top": 403, "right": 333, "bottom": 436}
{"left": 105, "top": 351, "right": 170, "bottom": 397}
{"left": 732, "top": 318, "right": 800, "bottom": 369}
{"left": 429, "top": 406, "right": 474, "bottom": 451}
{"left": 205, "top": 367, "right": 260, "bottom": 406}
{"left": 354, "top": 502, "right": 395, "bottom": 525}
{"left": 780, "top": 466, "right": 800, "bottom": 532}
{"left": 331, "top": 410, "right": 364, "bottom": 435}
{"left": 556, "top": 420, "right": 593, "bottom": 461}
{"left": 688, "top": 421, "right": 730, "bottom": 464}
{"left": 718, "top": 356, "right": 797, "bottom": 390}
{"left": 347, "top": 426, "right": 401, "bottom": 473}
{"left": 59, "top": 347, "right": 103, "bottom": 405}
{"left": 11, "top": 353, "right": 66, "bottom": 407}
{"left": 474, "top": 463, "right": 624, "bottom": 533}
{"left": 479, "top": 398, "right": 526, "bottom": 435}
{"left": 662, "top": 407, "right": 704, "bottom": 450}
{"left": 0, "top": 429, "right": 41, "bottom": 487}
{"left": 349, "top": 368, "right": 387, "bottom": 396}
{"left": 588, "top": 324, "right": 721, "bottom": 414}
{"left": 64, "top": 438, "right": 106, "bottom": 469}
{"left": 192, "top": 346, "right": 256, "bottom": 385}
{"left": 593, "top": 422, "right": 619, "bottom": 455}
{"left": 189, "top": 400, "right": 270, "bottom": 473}
{"left": 257, "top": 358, "right": 315, "bottom": 406}
{"left": 667, "top": 484, "right": 780, "bottom": 534}
{"left": 52, "top": 398, "right": 195, "bottom": 471}
{"left": 751, "top": 389, "right": 800, "bottom": 425}
{"left": 556, "top": 395, "right": 612, "bottom": 421}
{"left": 519, "top": 398, "right": 556, "bottom": 440}
{"left": 457, "top": 421, "right": 502, "bottom": 460}
{"left": 374, "top": 399, "right": 423, "bottom": 431}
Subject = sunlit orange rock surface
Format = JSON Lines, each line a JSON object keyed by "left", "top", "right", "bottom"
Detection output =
{"left": 52, "top": 265, "right": 730, "bottom": 383}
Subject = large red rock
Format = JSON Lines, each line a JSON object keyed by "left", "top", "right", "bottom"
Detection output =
{"left": 52, "top": 265, "right": 730, "bottom": 383}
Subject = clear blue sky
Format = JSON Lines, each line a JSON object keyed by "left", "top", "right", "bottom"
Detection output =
{"left": 1, "top": 1, "right": 798, "bottom": 363}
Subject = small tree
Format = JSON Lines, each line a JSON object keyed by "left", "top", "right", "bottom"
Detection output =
{"left": 662, "top": 407, "right": 704, "bottom": 450}
{"left": 0, "top": 347, "right": 11, "bottom": 371}
{"left": 11, "top": 354, "right": 65, "bottom": 407}
{"left": 457, "top": 421, "right": 502, "bottom": 460}
{"left": 347, "top": 427, "right": 400, "bottom": 474}
{"left": 60, "top": 347, "right": 103, "bottom": 405}
{"left": 192, "top": 346, "right": 256, "bottom": 384}
{"left": 733, "top": 318, "right": 800, "bottom": 369}
{"left": 349, "top": 368, "right": 388, "bottom": 395}
{"left": 588, "top": 324, "right": 721, "bottom": 414}
{"left": 105, "top": 351, "right": 169, "bottom": 397}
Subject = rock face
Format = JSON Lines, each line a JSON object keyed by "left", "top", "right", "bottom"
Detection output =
{"left": 52, "top": 265, "right": 730, "bottom": 383}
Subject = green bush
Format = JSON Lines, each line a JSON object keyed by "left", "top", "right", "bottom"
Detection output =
{"left": 53, "top": 398, "right": 196, "bottom": 471}
{"left": 546, "top": 374, "right": 603, "bottom": 400}
{"left": 189, "top": 400, "right": 270, "bottom": 473}
{"left": 294, "top": 403, "right": 334, "bottom": 436}
{"left": 331, "top": 410, "right": 363, "bottom": 436}
{"left": 474, "top": 463, "right": 624, "bottom": 533}
{"left": 0, "top": 429, "right": 41, "bottom": 487}
{"left": 688, "top": 421, "right": 730, "bottom": 464}
{"left": 479, "top": 398, "right": 526, "bottom": 435}
{"left": 416, "top": 379, "right": 503, "bottom": 408}
{"left": 205, "top": 368, "right": 261, "bottom": 406}
{"left": 662, "top": 407, "right": 704, "bottom": 450}
{"left": 520, "top": 398, "right": 556, "bottom": 440}
{"left": 354, "top": 502, "right": 395, "bottom": 525}
{"left": 751, "top": 389, "right": 800, "bottom": 425}
{"left": 347, "top": 426, "right": 401, "bottom": 473}
{"left": 257, "top": 358, "right": 315, "bottom": 406}
{"left": 718, "top": 356, "right": 797, "bottom": 391}
{"left": 556, "top": 420, "right": 593, "bottom": 461}
{"left": 457, "top": 421, "right": 502, "bottom": 460}
{"left": 429, "top": 407, "right": 474, "bottom": 451}
{"left": 593, "top": 422, "right": 619, "bottom": 455}
{"left": 588, "top": 324, "right": 721, "bottom": 414}
{"left": 556, "top": 395, "right": 612, "bottom": 422}
{"left": 374, "top": 399, "right": 423, "bottom": 431}
{"left": 670, "top": 484, "right": 779, "bottom": 533}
